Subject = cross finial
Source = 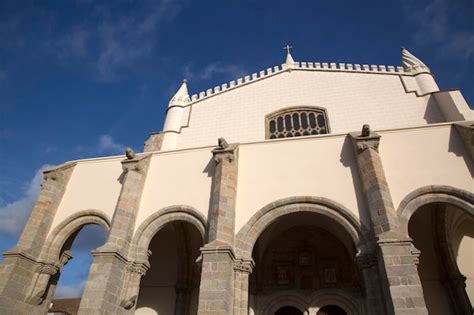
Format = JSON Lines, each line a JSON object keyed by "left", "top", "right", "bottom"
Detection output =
{"left": 283, "top": 44, "right": 293, "bottom": 55}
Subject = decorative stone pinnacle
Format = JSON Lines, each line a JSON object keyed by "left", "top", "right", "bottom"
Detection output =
{"left": 169, "top": 79, "right": 190, "bottom": 106}
{"left": 401, "top": 47, "right": 429, "bottom": 73}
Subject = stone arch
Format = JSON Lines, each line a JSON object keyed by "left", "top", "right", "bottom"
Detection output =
{"left": 41, "top": 209, "right": 111, "bottom": 263}
{"left": 399, "top": 186, "right": 474, "bottom": 314}
{"left": 397, "top": 185, "right": 474, "bottom": 237}
{"left": 310, "top": 289, "right": 363, "bottom": 315}
{"left": 131, "top": 205, "right": 207, "bottom": 262}
{"left": 264, "top": 292, "right": 309, "bottom": 315}
{"left": 235, "top": 197, "right": 368, "bottom": 258}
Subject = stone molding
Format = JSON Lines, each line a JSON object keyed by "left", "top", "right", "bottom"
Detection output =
{"left": 396, "top": 185, "right": 474, "bottom": 237}
{"left": 131, "top": 205, "right": 207, "bottom": 262}
{"left": 235, "top": 196, "right": 366, "bottom": 258}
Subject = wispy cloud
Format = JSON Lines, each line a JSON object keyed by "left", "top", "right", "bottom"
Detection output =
{"left": 0, "top": 164, "right": 53, "bottom": 236}
{"left": 98, "top": 134, "right": 125, "bottom": 154}
{"left": 403, "top": 0, "right": 474, "bottom": 61}
{"left": 183, "top": 62, "right": 247, "bottom": 81}
{"left": 2, "top": 1, "right": 187, "bottom": 82}
{"left": 54, "top": 281, "right": 86, "bottom": 298}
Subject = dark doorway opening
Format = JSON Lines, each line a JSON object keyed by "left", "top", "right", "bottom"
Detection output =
{"left": 275, "top": 306, "right": 303, "bottom": 315}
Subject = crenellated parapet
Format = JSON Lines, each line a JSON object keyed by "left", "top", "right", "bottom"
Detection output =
{"left": 187, "top": 60, "right": 413, "bottom": 105}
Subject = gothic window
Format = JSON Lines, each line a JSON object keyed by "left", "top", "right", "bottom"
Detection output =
{"left": 266, "top": 107, "right": 330, "bottom": 139}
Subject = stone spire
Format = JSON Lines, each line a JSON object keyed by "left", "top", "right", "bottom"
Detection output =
{"left": 284, "top": 44, "right": 295, "bottom": 64}
{"left": 401, "top": 47, "right": 430, "bottom": 73}
{"left": 169, "top": 79, "right": 190, "bottom": 107}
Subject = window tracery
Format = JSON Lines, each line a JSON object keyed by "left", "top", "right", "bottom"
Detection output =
{"left": 266, "top": 107, "right": 329, "bottom": 139}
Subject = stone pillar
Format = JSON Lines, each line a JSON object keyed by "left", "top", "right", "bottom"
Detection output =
{"left": 350, "top": 126, "right": 428, "bottom": 315}
{"left": 233, "top": 258, "right": 254, "bottom": 315}
{"left": 78, "top": 153, "right": 151, "bottom": 315}
{"left": 0, "top": 163, "right": 75, "bottom": 314}
{"left": 356, "top": 252, "right": 386, "bottom": 315}
{"left": 197, "top": 139, "right": 239, "bottom": 315}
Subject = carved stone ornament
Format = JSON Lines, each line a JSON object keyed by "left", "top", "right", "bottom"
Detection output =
{"left": 122, "top": 163, "right": 142, "bottom": 174}
{"left": 410, "top": 246, "right": 421, "bottom": 266}
{"left": 356, "top": 139, "right": 380, "bottom": 153}
{"left": 36, "top": 264, "right": 59, "bottom": 276}
{"left": 355, "top": 253, "right": 377, "bottom": 269}
{"left": 120, "top": 295, "right": 138, "bottom": 310}
{"left": 234, "top": 259, "right": 255, "bottom": 273}
{"left": 126, "top": 263, "right": 148, "bottom": 276}
{"left": 125, "top": 147, "right": 136, "bottom": 160}
{"left": 212, "top": 137, "right": 238, "bottom": 163}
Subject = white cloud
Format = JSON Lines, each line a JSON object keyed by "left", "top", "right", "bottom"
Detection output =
{"left": 183, "top": 62, "right": 247, "bottom": 81}
{"left": 98, "top": 134, "right": 125, "bottom": 154}
{"left": 54, "top": 281, "right": 85, "bottom": 298}
{"left": 0, "top": 164, "right": 53, "bottom": 236}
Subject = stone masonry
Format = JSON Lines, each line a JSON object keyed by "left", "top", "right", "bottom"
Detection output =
{"left": 78, "top": 153, "right": 151, "bottom": 315}
{"left": 0, "top": 162, "right": 76, "bottom": 315}
{"left": 350, "top": 126, "right": 428, "bottom": 315}
{"left": 197, "top": 140, "right": 240, "bottom": 315}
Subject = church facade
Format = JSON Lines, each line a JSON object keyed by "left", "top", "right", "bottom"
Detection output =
{"left": 0, "top": 48, "right": 473, "bottom": 315}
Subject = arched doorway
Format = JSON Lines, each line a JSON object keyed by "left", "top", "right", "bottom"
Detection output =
{"left": 275, "top": 305, "right": 303, "bottom": 315}
{"left": 135, "top": 221, "right": 203, "bottom": 315}
{"left": 248, "top": 211, "right": 363, "bottom": 314}
{"left": 317, "top": 305, "right": 347, "bottom": 315}
{"left": 408, "top": 202, "right": 473, "bottom": 314}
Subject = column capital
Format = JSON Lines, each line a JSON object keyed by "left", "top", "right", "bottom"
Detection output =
{"left": 349, "top": 124, "right": 381, "bottom": 154}
{"left": 212, "top": 137, "right": 239, "bottom": 163}
{"left": 355, "top": 252, "right": 377, "bottom": 269}
{"left": 121, "top": 153, "right": 152, "bottom": 174}
{"left": 234, "top": 257, "right": 255, "bottom": 274}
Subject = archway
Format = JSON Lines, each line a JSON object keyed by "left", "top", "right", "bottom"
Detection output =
{"left": 247, "top": 208, "right": 364, "bottom": 315}
{"left": 408, "top": 202, "right": 473, "bottom": 314}
{"left": 275, "top": 305, "right": 303, "bottom": 315}
{"left": 317, "top": 305, "right": 347, "bottom": 315}
{"left": 31, "top": 210, "right": 110, "bottom": 313}
{"left": 135, "top": 220, "right": 204, "bottom": 315}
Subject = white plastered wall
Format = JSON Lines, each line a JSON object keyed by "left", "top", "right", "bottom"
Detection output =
{"left": 235, "top": 134, "right": 368, "bottom": 232}
{"left": 173, "top": 70, "right": 446, "bottom": 150}
{"left": 136, "top": 147, "right": 214, "bottom": 230}
{"left": 49, "top": 157, "right": 123, "bottom": 235}
{"left": 380, "top": 124, "right": 473, "bottom": 209}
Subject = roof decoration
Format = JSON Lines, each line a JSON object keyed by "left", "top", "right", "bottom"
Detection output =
{"left": 284, "top": 45, "right": 295, "bottom": 64}
{"left": 401, "top": 47, "right": 430, "bottom": 73}
{"left": 169, "top": 79, "right": 190, "bottom": 107}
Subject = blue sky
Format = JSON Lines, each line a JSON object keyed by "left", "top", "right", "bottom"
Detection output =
{"left": 0, "top": 0, "right": 472, "bottom": 298}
